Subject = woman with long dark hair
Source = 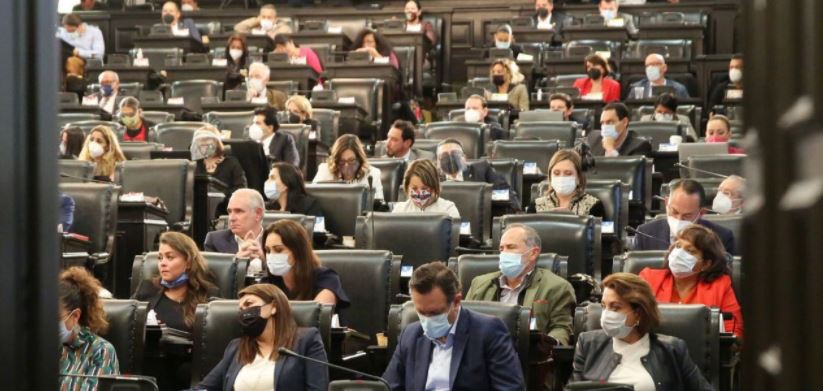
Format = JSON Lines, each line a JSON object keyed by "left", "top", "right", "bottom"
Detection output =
{"left": 224, "top": 34, "right": 249, "bottom": 93}
{"left": 350, "top": 28, "right": 399, "bottom": 70}
{"left": 264, "top": 162, "right": 323, "bottom": 217}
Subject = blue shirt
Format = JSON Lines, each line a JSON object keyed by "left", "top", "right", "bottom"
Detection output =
{"left": 56, "top": 24, "right": 105, "bottom": 59}
{"left": 425, "top": 308, "right": 461, "bottom": 391}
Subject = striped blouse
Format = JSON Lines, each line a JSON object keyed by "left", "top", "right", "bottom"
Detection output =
{"left": 59, "top": 327, "right": 120, "bottom": 391}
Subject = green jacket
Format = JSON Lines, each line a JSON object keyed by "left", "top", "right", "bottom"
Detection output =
{"left": 466, "top": 267, "right": 576, "bottom": 345}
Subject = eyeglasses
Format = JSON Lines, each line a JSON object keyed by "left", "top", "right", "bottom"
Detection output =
{"left": 338, "top": 158, "right": 358, "bottom": 166}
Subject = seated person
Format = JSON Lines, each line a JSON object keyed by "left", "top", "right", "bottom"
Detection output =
{"left": 273, "top": 34, "right": 324, "bottom": 75}
{"left": 233, "top": 4, "right": 293, "bottom": 38}
{"left": 635, "top": 179, "right": 736, "bottom": 254}
{"left": 181, "top": 0, "right": 199, "bottom": 11}
{"left": 629, "top": 54, "right": 690, "bottom": 99}
{"left": 533, "top": 0, "right": 568, "bottom": 31}
{"left": 313, "top": 134, "right": 384, "bottom": 201}
{"left": 573, "top": 272, "right": 712, "bottom": 390}
{"left": 249, "top": 106, "right": 300, "bottom": 166}
{"left": 351, "top": 28, "right": 400, "bottom": 70}
{"left": 713, "top": 175, "right": 745, "bottom": 215}
{"left": 440, "top": 138, "right": 521, "bottom": 212}
{"left": 638, "top": 93, "right": 697, "bottom": 140}
{"left": 60, "top": 126, "right": 86, "bottom": 159}
{"left": 573, "top": 54, "right": 621, "bottom": 103}
{"left": 598, "top": 0, "right": 639, "bottom": 35}
{"left": 463, "top": 94, "right": 505, "bottom": 140}
{"left": 705, "top": 115, "right": 744, "bottom": 154}
{"left": 117, "top": 97, "right": 156, "bottom": 142}
{"left": 383, "top": 262, "right": 525, "bottom": 390}
{"left": 224, "top": 34, "right": 249, "bottom": 93}
{"left": 392, "top": 159, "right": 460, "bottom": 218}
{"left": 709, "top": 54, "right": 744, "bottom": 112}
{"left": 205, "top": 187, "right": 264, "bottom": 253}
{"left": 196, "top": 284, "right": 329, "bottom": 390}
{"left": 485, "top": 24, "right": 522, "bottom": 59}
{"left": 73, "top": 0, "right": 107, "bottom": 11}
{"left": 466, "top": 224, "right": 575, "bottom": 345}
{"left": 285, "top": 95, "right": 320, "bottom": 133}
{"left": 383, "top": 119, "right": 434, "bottom": 161}
{"left": 97, "top": 71, "right": 120, "bottom": 115}
{"left": 485, "top": 58, "right": 529, "bottom": 112}
{"left": 586, "top": 102, "right": 652, "bottom": 157}
{"left": 63, "top": 56, "right": 87, "bottom": 101}
{"left": 404, "top": 0, "right": 438, "bottom": 45}
{"left": 56, "top": 13, "right": 105, "bottom": 60}
{"left": 160, "top": 1, "right": 205, "bottom": 44}
{"left": 258, "top": 220, "right": 350, "bottom": 313}
{"left": 59, "top": 192, "right": 75, "bottom": 232}
{"left": 640, "top": 225, "right": 744, "bottom": 337}
{"left": 528, "top": 149, "right": 604, "bottom": 217}
{"left": 191, "top": 127, "right": 248, "bottom": 214}
{"left": 246, "top": 62, "right": 287, "bottom": 110}
{"left": 59, "top": 267, "right": 119, "bottom": 390}
{"left": 78, "top": 125, "right": 126, "bottom": 182}
{"left": 549, "top": 92, "right": 574, "bottom": 121}
{"left": 265, "top": 162, "right": 323, "bottom": 217}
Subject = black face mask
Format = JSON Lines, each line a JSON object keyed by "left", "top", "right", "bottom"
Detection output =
{"left": 537, "top": 8, "right": 549, "bottom": 19}
{"left": 587, "top": 68, "right": 602, "bottom": 80}
{"left": 238, "top": 305, "right": 269, "bottom": 337}
{"left": 492, "top": 75, "right": 506, "bottom": 87}
{"left": 288, "top": 113, "right": 301, "bottom": 124}
{"left": 438, "top": 150, "right": 465, "bottom": 176}
{"left": 162, "top": 13, "right": 175, "bottom": 25}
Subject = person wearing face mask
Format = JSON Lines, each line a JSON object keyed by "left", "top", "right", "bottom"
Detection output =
{"left": 529, "top": 149, "right": 604, "bottom": 217}
{"left": 392, "top": 159, "right": 460, "bottom": 217}
{"left": 485, "top": 24, "right": 523, "bottom": 60}
{"left": 485, "top": 58, "right": 529, "bottom": 112}
{"left": 467, "top": 224, "right": 575, "bottom": 347}
{"left": 463, "top": 94, "right": 505, "bottom": 140}
{"left": 78, "top": 125, "right": 126, "bottom": 182}
{"left": 638, "top": 93, "right": 697, "bottom": 140}
{"left": 713, "top": 175, "right": 745, "bottom": 215}
{"left": 705, "top": 114, "right": 744, "bottom": 153}
{"left": 246, "top": 62, "right": 287, "bottom": 110}
{"left": 160, "top": 1, "right": 204, "bottom": 44}
{"left": 234, "top": 4, "right": 294, "bottom": 39}
{"left": 273, "top": 34, "right": 325, "bottom": 75}
{"left": 351, "top": 28, "right": 401, "bottom": 70}
{"left": 285, "top": 95, "right": 320, "bottom": 133}
{"left": 597, "top": 0, "right": 639, "bottom": 35}
{"left": 629, "top": 54, "right": 690, "bottom": 100}
{"left": 439, "top": 138, "right": 520, "bottom": 213}
{"left": 573, "top": 273, "right": 713, "bottom": 390}
{"left": 250, "top": 106, "right": 299, "bottom": 166}
{"left": 709, "top": 54, "right": 744, "bottom": 114}
{"left": 639, "top": 225, "right": 744, "bottom": 337}
{"left": 56, "top": 13, "right": 105, "bottom": 60}
{"left": 313, "top": 134, "right": 385, "bottom": 200}
{"left": 96, "top": 70, "right": 120, "bottom": 115}
{"left": 533, "top": 0, "right": 569, "bottom": 32}
{"left": 634, "top": 179, "right": 736, "bottom": 254}
{"left": 573, "top": 54, "right": 621, "bottom": 102}
{"left": 586, "top": 102, "right": 652, "bottom": 157}
{"left": 196, "top": 283, "right": 329, "bottom": 391}
{"left": 223, "top": 34, "right": 249, "bottom": 93}
{"left": 383, "top": 261, "right": 525, "bottom": 391}
{"left": 60, "top": 126, "right": 86, "bottom": 159}
{"left": 59, "top": 267, "right": 119, "bottom": 391}
{"left": 117, "top": 97, "right": 156, "bottom": 142}
{"left": 264, "top": 162, "right": 323, "bottom": 217}
{"left": 192, "top": 127, "right": 248, "bottom": 215}
{"left": 181, "top": 0, "right": 199, "bottom": 11}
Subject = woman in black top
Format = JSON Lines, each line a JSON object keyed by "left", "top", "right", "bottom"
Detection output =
{"left": 285, "top": 95, "right": 320, "bottom": 133}
{"left": 265, "top": 162, "right": 323, "bottom": 217}
{"left": 60, "top": 126, "right": 86, "bottom": 159}
{"left": 223, "top": 34, "right": 249, "bottom": 94}
{"left": 191, "top": 127, "right": 248, "bottom": 217}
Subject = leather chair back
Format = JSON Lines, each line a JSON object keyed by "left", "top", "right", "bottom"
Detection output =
{"left": 140, "top": 111, "right": 174, "bottom": 125}
{"left": 422, "top": 122, "right": 485, "bottom": 159}
{"left": 118, "top": 82, "right": 143, "bottom": 97}
{"left": 59, "top": 183, "right": 120, "bottom": 256}
{"left": 452, "top": 253, "right": 566, "bottom": 296}
{"left": 267, "top": 81, "right": 298, "bottom": 95}
{"left": 154, "top": 121, "right": 210, "bottom": 150}
{"left": 373, "top": 139, "right": 440, "bottom": 158}
{"left": 440, "top": 181, "right": 492, "bottom": 241}
{"left": 59, "top": 160, "right": 95, "bottom": 183}
{"left": 628, "top": 121, "right": 683, "bottom": 151}
{"left": 612, "top": 250, "right": 667, "bottom": 274}
{"left": 129, "top": 48, "right": 183, "bottom": 70}
{"left": 491, "top": 140, "right": 561, "bottom": 175}
{"left": 120, "top": 142, "right": 163, "bottom": 160}
{"left": 216, "top": 213, "right": 316, "bottom": 236}
{"left": 204, "top": 111, "right": 254, "bottom": 140}
{"left": 131, "top": 251, "right": 243, "bottom": 299}
{"left": 493, "top": 213, "right": 601, "bottom": 278}
{"left": 624, "top": 39, "right": 692, "bottom": 60}
{"left": 59, "top": 91, "right": 79, "bottom": 105}
{"left": 684, "top": 154, "right": 745, "bottom": 178}
{"left": 367, "top": 158, "right": 407, "bottom": 202}
{"left": 170, "top": 80, "right": 222, "bottom": 112}
{"left": 65, "top": 120, "right": 126, "bottom": 137}
{"left": 328, "top": 78, "right": 385, "bottom": 124}
{"left": 316, "top": 250, "right": 394, "bottom": 341}
{"left": 279, "top": 124, "right": 311, "bottom": 173}
{"left": 702, "top": 214, "right": 743, "bottom": 254}
{"left": 512, "top": 121, "right": 577, "bottom": 147}
{"left": 121, "top": 159, "right": 195, "bottom": 227}
{"left": 585, "top": 180, "right": 629, "bottom": 240}
{"left": 356, "top": 212, "right": 459, "bottom": 268}
{"left": 311, "top": 108, "right": 341, "bottom": 148}
{"left": 139, "top": 90, "right": 165, "bottom": 104}
{"left": 387, "top": 300, "right": 531, "bottom": 382}
{"left": 329, "top": 380, "right": 388, "bottom": 391}
{"left": 191, "top": 300, "right": 333, "bottom": 385}
{"left": 485, "top": 159, "right": 523, "bottom": 202}
{"left": 58, "top": 113, "right": 100, "bottom": 129}
{"left": 100, "top": 299, "right": 148, "bottom": 375}
{"left": 447, "top": 108, "right": 510, "bottom": 132}
{"left": 660, "top": 177, "right": 724, "bottom": 208}
{"left": 589, "top": 156, "right": 652, "bottom": 212}
{"left": 305, "top": 183, "right": 371, "bottom": 237}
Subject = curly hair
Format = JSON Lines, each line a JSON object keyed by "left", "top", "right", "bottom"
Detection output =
{"left": 154, "top": 232, "right": 217, "bottom": 328}
{"left": 59, "top": 267, "right": 109, "bottom": 334}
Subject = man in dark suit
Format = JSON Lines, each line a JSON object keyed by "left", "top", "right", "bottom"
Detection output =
{"left": 383, "top": 119, "right": 434, "bottom": 161}
{"left": 465, "top": 94, "right": 506, "bottom": 140}
{"left": 533, "top": 0, "right": 569, "bottom": 33}
{"left": 383, "top": 262, "right": 524, "bottom": 391}
{"left": 635, "top": 179, "right": 737, "bottom": 254}
{"left": 161, "top": 1, "right": 204, "bottom": 44}
{"left": 204, "top": 189, "right": 267, "bottom": 269}
{"left": 586, "top": 102, "right": 652, "bottom": 157}
{"left": 252, "top": 106, "right": 300, "bottom": 167}
{"left": 708, "top": 54, "right": 744, "bottom": 114}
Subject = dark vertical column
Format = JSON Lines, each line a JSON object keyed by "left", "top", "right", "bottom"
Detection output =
{"left": 0, "top": 0, "right": 59, "bottom": 390}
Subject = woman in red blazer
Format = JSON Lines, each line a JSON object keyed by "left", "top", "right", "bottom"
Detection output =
{"left": 639, "top": 224, "right": 744, "bottom": 338}
{"left": 572, "top": 54, "right": 621, "bottom": 102}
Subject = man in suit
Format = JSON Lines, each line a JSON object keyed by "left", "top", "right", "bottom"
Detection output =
{"left": 599, "top": 0, "right": 639, "bottom": 36}
{"left": 204, "top": 189, "right": 267, "bottom": 269}
{"left": 586, "top": 102, "right": 652, "bottom": 157}
{"left": 708, "top": 54, "right": 744, "bottom": 114}
{"left": 251, "top": 106, "right": 300, "bottom": 167}
{"left": 465, "top": 94, "right": 506, "bottom": 141}
{"left": 629, "top": 53, "right": 690, "bottom": 99}
{"left": 533, "top": 0, "right": 568, "bottom": 33}
{"left": 383, "top": 119, "right": 434, "bottom": 161}
{"left": 161, "top": 1, "right": 206, "bottom": 45}
{"left": 635, "top": 179, "right": 736, "bottom": 254}
{"left": 233, "top": 4, "right": 293, "bottom": 39}
{"left": 97, "top": 71, "right": 120, "bottom": 116}
{"left": 383, "top": 262, "right": 524, "bottom": 391}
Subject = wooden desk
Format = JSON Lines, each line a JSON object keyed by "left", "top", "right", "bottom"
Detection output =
{"left": 115, "top": 202, "right": 168, "bottom": 298}
{"left": 291, "top": 31, "right": 352, "bottom": 50}
{"left": 512, "top": 27, "right": 555, "bottom": 45}
{"left": 560, "top": 26, "right": 630, "bottom": 42}
{"left": 201, "top": 102, "right": 260, "bottom": 112}
{"left": 636, "top": 24, "right": 706, "bottom": 56}
{"left": 266, "top": 64, "right": 319, "bottom": 91}
{"left": 133, "top": 36, "right": 201, "bottom": 53}
{"left": 87, "top": 64, "right": 153, "bottom": 85}
{"left": 164, "top": 65, "right": 227, "bottom": 83}
{"left": 60, "top": 104, "right": 110, "bottom": 117}
{"left": 61, "top": 234, "right": 91, "bottom": 269}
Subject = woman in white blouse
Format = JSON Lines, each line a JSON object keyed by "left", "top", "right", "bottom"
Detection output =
{"left": 392, "top": 159, "right": 460, "bottom": 218}
{"left": 313, "top": 134, "right": 384, "bottom": 200}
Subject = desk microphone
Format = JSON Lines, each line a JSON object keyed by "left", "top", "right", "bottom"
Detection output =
{"left": 625, "top": 226, "right": 671, "bottom": 245}
{"left": 673, "top": 163, "right": 728, "bottom": 179}
{"left": 277, "top": 347, "right": 391, "bottom": 389}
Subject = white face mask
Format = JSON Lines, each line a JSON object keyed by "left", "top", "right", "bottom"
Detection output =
{"left": 551, "top": 175, "right": 577, "bottom": 196}
{"left": 181, "top": 3, "right": 194, "bottom": 11}
{"left": 248, "top": 78, "right": 265, "bottom": 93}
{"left": 645, "top": 65, "right": 662, "bottom": 82}
{"left": 666, "top": 215, "right": 694, "bottom": 238}
{"left": 668, "top": 247, "right": 699, "bottom": 278}
{"left": 266, "top": 253, "right": 291, "bottom": 276}
{"left": 229, "top": 49, "right": 244, "bottom": 61}
{"left": 264, "top": 180, "right": 281, "bottom": 200}
{"left": 88, "top": 141, "right": 105, "bottom": 158}
{"left": 248, "top": 124, "right": 264, "bottom": 141}
{"left": 463, "top": 109, "right": 482, "bottom": 123}
{"left": 729, "top": 68, "right": 743, "bottom": 84}
{"left": 654, "top": 112, "right": 674, "bottom": 122}
{"left": 600, "top": 309, "right": 634, "bottom": 339}
{"left": 600, "top": 9, "right": 617, "bottom": 21}
{"left": 59, "top": 143, "right": 67, "bottom": 155}
{"left": 712, "top": 192, "right": 735, "bottom": 214}
{"left": 260, "top": 19, "right": 274, "bottom": 31}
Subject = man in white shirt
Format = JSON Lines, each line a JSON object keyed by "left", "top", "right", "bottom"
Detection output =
{"left": 56, "top": 13, "right": 105, "bottom": 60}
{"left": 97, "top": 71, "right": 120, "bottom": 115}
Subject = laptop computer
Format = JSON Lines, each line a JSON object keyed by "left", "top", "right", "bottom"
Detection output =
{"left": 677, "top": 142, "right": 728, "bottom": 163}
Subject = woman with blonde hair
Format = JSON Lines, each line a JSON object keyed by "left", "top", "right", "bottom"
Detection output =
{"left": 78, "top": 125, "right": 126, "bottom": 182}
{"left": 486, "top": 58, "right": 529, "bottom": 112}
{"left": 312, "top": 134, "right": 384, "bottom": 200}
{"left": 529, "top": 149, "right": 604, "bottom": 217}
{"left": 392, "top": 159, "right": 460, "bottom": 217}
{"left": 285, "top": 94, "right": 319, "bottom": 132}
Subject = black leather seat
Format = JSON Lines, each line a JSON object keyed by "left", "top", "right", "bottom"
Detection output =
{"left": 58, "top": 113, "right": 100, "bottom": 129}
{"left": 121, "top": 159, "right": 195, "bottom": 231}
{"left": 305, "top": 184, "right": 371, "bottom": 238}
{"left": 683, "top": 155, "right": 745, "bottom": 178}
{"left": 628, "top": 121, "right": 684, "bottom": 151}
{"left": 486, "top": 158, "right": 524, "bottom": 203}
{"left": 387, "top": 300, "right": 531, "bottom": 383}
{"left": 131, "top": 251, "right": 244, "bottom": 299}
{"left": 139, "top": 90, "right": 165, "bottom": 104}
{"left": 279, "top": 123, "right": 311, "bottom": 173}
{"left": 141, "top": 111, "right": 175, "bottom": 125}
{"left": 153, "top": 121, "right": 210, "bottom": 150}
{"left": 356, "top": 212, "right": 459, "bottom": 268}
{"left": 611, "top": 250, "right": 667, "bottom": 274}
{"left": 440, "top": 181, "right": 492, "bottom": 242}
{"left": 59, "top": 160, "right": 95, "bottom": 183}
{"left": 59, "top": 91, "right": 79, "bottom": 105}
{"left": 702, "top": 214, "right": 743, "bottom": 254}
{"left": 422, "top": 122, "right": 486, "bottom": 159}
{"left": 216, "top": 213, "right": 316, "bottom": 236}
{"left": 588, "top": 156, "right": 653, "bottom": 226}
{"left": 373, "top": 139, "right": 440, "bottom": 159}
{"left": 170, "top": 80, "right": 222, "bottom": 112}
{"left": 367, "top": 158, "right": 407, "bottom": 202}
{"left": 65, "top": 120, "right": 126, "bottom": 137}
{"left": 511, "top": 121, "right": 577, "bottom": 147}
{"left": 660, "top": 177, "right": 724, "bottom": 208}
{"left": 585, "top": 179, "right": 629, "bottom": 240}
{"left": 311, "top": 108, "right": 340, "bottom": 148}
{"left": 59, "top": 183, "right": 120, "bottom": 269}
{"left": 129, "top": 47, "right": 183, "bottom": 70}
{"left": 315, "top": 250, "right": 395, "bottom": 341}
{"left": 493, "top": 214, "right": 602, "bottom": 278}
{"left": 623, "top": 39, "right": 693, "bottom": 60}
{"left": 328, "top": 78, "right": 385, "bottom": 129}
{"left": 490, "top": 140, "right": 561, "bottom": 176}
{"left": 100, "top": 299, "right": 148, "bottom": 375}
{"left": 190, "top": 300, "right": 334, "bottom": 385}
{"left": 120, "top": 142, "right": 164, "bottom": 160}
{"left": 451, "top": 253, "right": 567, "bottom": 296}
{"left": 204, "top": 111, "right": 254, "bottom": 140}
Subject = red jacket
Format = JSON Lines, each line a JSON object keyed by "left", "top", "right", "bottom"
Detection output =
{"left": 639, "top": 268, "right": 743, "bottom": 338}
{"left": 573, "top": 77, "right": 622, "bottom": 103}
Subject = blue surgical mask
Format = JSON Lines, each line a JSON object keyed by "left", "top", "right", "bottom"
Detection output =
{"left": 600, "top": 9, "right": 617, "bottom": 21}
{"left": 100, "top": 84, "right": 114, "bottom": 97}
{"left": 160, "top": 272, "right": 189, "bottom": 289}
{"left": 264, "top": 180, "right": 281, "bottom": 200}
{"left": 499, "top": 251, "right": 525, "bottom": 279}
{"left": 495, "top": 40, "right": 511, "bottom": 50}
{"left": 418, "top": 306, "right": 453, "bottom": 340}
{"left": 601, "top": 124, "right": 619, "bottom": 139}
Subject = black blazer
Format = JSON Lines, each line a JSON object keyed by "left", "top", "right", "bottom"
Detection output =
{"left": 635, "top": 217, "right": 736, "bottom": 255}
{"left": 462, "top": 160, "right": 521, "bottom": 211}
{"left": 586, "top": 130, "right": 653, "bottom": 157}
{"left": 204, "top": 229, "right": 239, "bottom": 255}
{"left": 196, "top": 327, "right": 329, "bottom": 391}
{"left": 269, "top": 131, "right": 300, "bottom": 167}
{"left": 266, "top": 192, "right": 323, "bottom": 217}
{"left": 532, "top": 11, "right": 569, "bottom": 32}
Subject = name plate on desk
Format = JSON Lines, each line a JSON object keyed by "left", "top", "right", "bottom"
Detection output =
{"left": 327, "top": 26, "right": 343, "bottom": 34}
{"left": 726, "top": 89, "right": 743, "bottom": 100}
{"left": 167, "top": 97, "right": 184, "bottom": 105}
{"left": 211, "top": 58, "right": 228, "bottom": 67}
{"left": 290, "top": 56, "right": 307, "bottom": 65}
{"left": 374, "top": 56, "right": 390, "bottom": 65}
{"left": 606, "top": 18, "right": 625, "bottom": 28}
{"left": 120, "top": 192, "right": 145, "bottom": 203}
{"left": 406, "top": 24, "right": 422, "bottom": 33}
{"left": 133, "top": 58, "right": 150, "bottom": 67}
{"left": 172, "top": 28, "right": 190, "bottom": 37}
{"left": 516, "top": 53, "right": 534, "bottom": 62}
{"left": 658, "top": 143, "right": 678, "bottom": 152}
{"left": 82, "top": 95, "right": 99, "bottom": 106}
{"left": 251, "top": 28, "right": 267, "bottom": 36}
{"left": 338, "top": 96, "right": 356, "bottom": 104}
{"left": 314, "top": 216, "right": 326, "bottom": 233}
{"left": 250, "top": 96, "right": 268, "bottom": 104}
{"left": 460, "top": 221, "right": 471, "bottom": 235}
{"left": 492, "top": 189, "right": 510, "bottom": 201}
{"left": 595, "top": 50, "right": 612, "bottom": 60}
{"left": 490, "top": 93, "right": 509, "bottom": 102}
{"left": 523, "top": 161, "right": 539, "bottom": 175}
{"left": 582, "top": 92, "right": 603, "bottom": 101}
{"left": 602, "top": 221, "right": 615, "bottom": 234}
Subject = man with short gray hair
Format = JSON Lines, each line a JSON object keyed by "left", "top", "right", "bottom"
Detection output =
{"left": 204, "top": 189, "right": 265, "bottom": 262}
{"left": 629, "top": 53, "right": 690, "bottom": 99}
{"left": 713, "top": 175, "right": 745, "bottom": 215}
{"left": 97, "top": 71, "right": 120, "bottom": 115}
